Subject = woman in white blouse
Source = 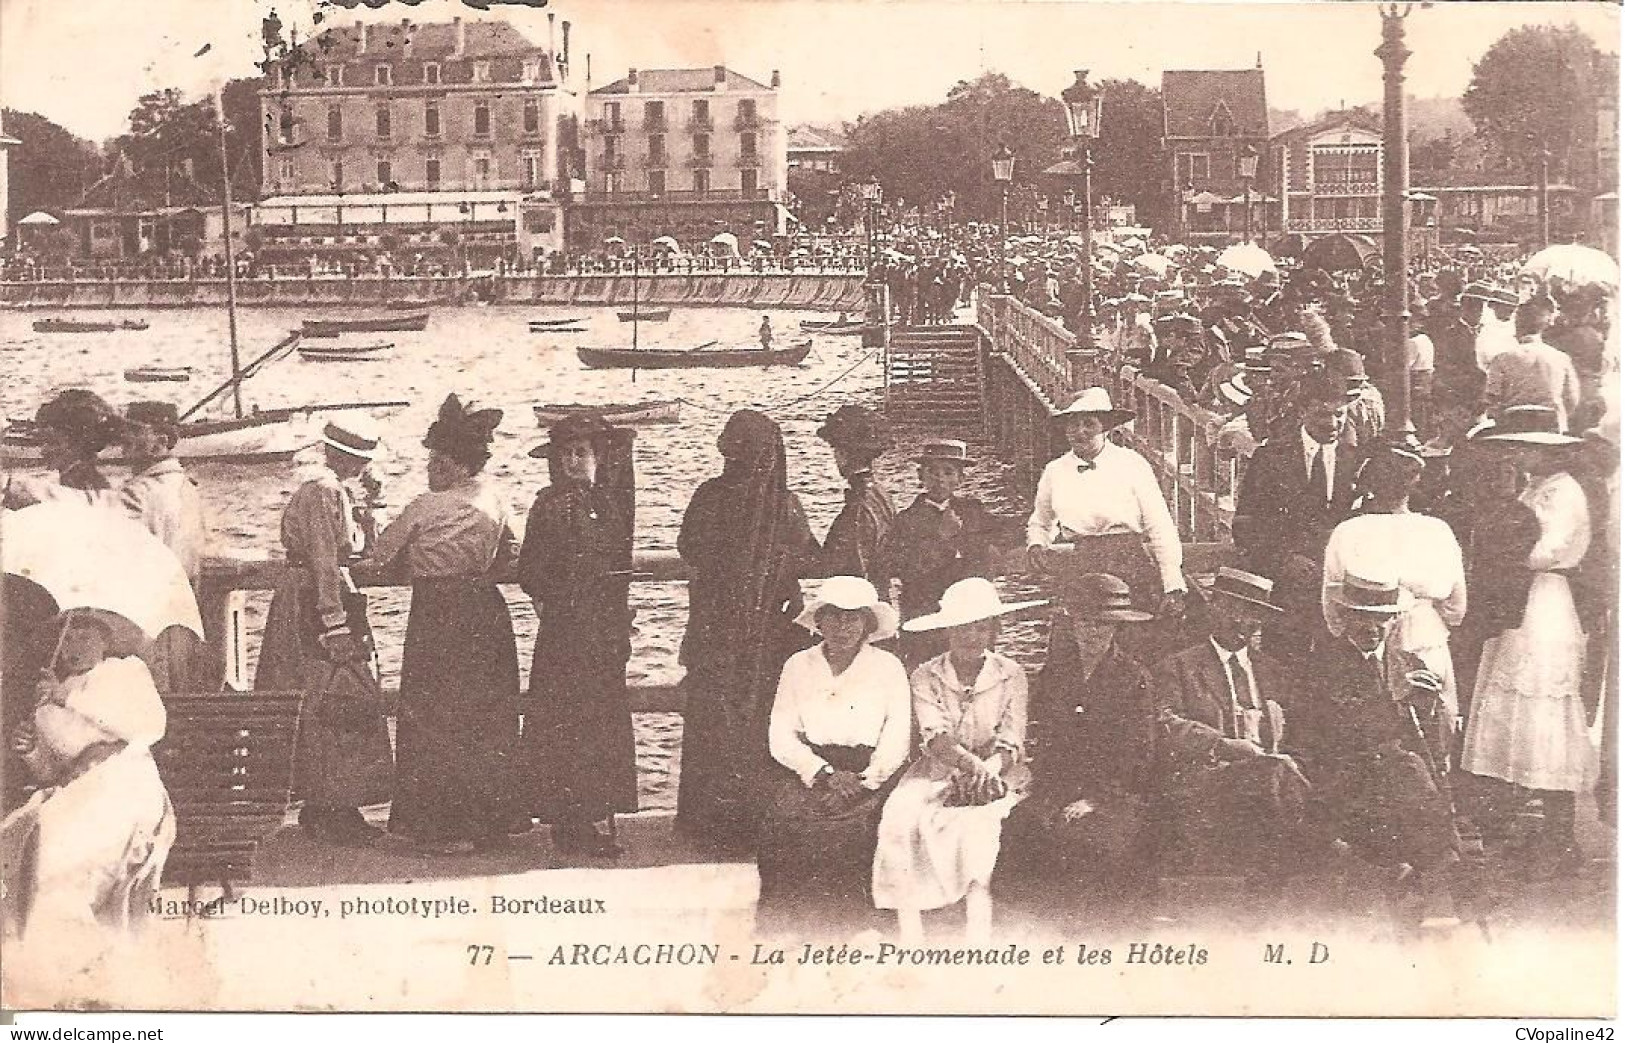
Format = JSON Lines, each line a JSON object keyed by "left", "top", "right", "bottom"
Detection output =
{"left": 872, "top": 579, "right": 1042, "bottom": 943}
{"left": 1322, "top": 442, "right": 1467, "bottom": 716}
{"left": 757, "top": 577, "right": 911, "bottom": 937}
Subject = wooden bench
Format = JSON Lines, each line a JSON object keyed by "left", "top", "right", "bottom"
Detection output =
{"left": 152, "top": 691, "right": 304, "bottom": 903}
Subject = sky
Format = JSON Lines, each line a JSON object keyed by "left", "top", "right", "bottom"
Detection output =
{"left": 1, "top": 0, "right": 1618, "bottom": 143}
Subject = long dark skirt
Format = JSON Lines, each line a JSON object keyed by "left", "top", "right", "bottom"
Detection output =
{"left": 1315, "top": 749, "right": 1458, "bottom": 871}
{"left": 519, "top": 645, "right": 637, "bottom": 824}
{"left": 999, "top": 785, "right": 1153, "bottom": 901}
{"left": 388, "top": 581, "right": 520, "bottom": 843}
{"left": 755, "top": 744, "right": 892, "bottom": 938}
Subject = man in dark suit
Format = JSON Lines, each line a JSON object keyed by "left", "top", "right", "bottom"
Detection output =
{"left": 1232, "top": 373, "right": 1363, "bottom": 659}
{"left": 1155, "top": 568, "right": 1312, "bottom": 878}
{"left": 1297, "top": 570, "right": 1460, "bottom": 925}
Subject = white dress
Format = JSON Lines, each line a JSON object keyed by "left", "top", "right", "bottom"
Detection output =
{"left": 872, "top": 652, "right": 1027, "bottom": 911}
{"left": 1461, "top": 471, "right": 1596, "bottom": 791}
{"left": 1323, "top": 511, "right": 1468, "bottom": 715}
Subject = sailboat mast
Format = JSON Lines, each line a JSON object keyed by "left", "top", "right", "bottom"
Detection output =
{"left": 215, "top": 90, "right": 245, "bottom": 419}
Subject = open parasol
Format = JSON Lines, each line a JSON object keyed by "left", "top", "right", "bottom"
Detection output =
{"left": 1522, "top": 244, "right": 1619, "bottom": 294}
{"left": 1215, "top": 243, "right": 1277, "bottom": 278}
{"left": 1132, "top": 253, "right": 1174, "bottom": 276}
{"left": 1302, "top": 233, "right": 1379, "bottom": 272}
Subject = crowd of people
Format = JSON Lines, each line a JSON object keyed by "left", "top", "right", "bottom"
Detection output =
{"left": 0, "top": 223, "right": 1616, "bottom": 950}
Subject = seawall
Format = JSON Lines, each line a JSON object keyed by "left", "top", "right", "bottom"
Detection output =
{"left": 0, "top": 273, "right": 868, "bottom": 311}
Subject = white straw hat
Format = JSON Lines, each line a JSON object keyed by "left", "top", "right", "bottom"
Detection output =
{"left": 901, "top": 577, "right": 1047, "bottom": 633}
{"left": 1051, "top": 386, "right": 1135, "bottom": 428}
{"left": 794, "top": 576, "right": 900, "bottom": 642}
{"left": 320, "top": 416, "right": 381, "bottom": 460}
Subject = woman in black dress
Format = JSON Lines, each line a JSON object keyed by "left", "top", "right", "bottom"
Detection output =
{"left": 676, "top": 410, "right": 819, "bottom": 849}
{"left": 517, "top": 415, "right": 637, "bottom": 856}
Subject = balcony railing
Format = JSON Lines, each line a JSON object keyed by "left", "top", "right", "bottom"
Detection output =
{"left": 643, "top": 117, "right": 668, "bottom": 131}
{"left": 689, "top": 116, "right": 713, "bottom": 130}
{"left": 602, "top": 154, "right": 626, "bottom": 171}
{"left": 733, "top": 114, "right": 773, "bottom": 130}
{"left": 739, "top": 152, "right": 760, "bottom": 169}
{"left": 577, "top": 188, "right": 778, "bottom": 203}
{"left": 687, "top": 154, "right": 713, "bottom": 168}
{"left": 648, "top": 153, "right": 669, "bottom": 167}
{"left": 587, "top": 118, "right": 626, "bottom": 134}
{"left": 1284, "top": 216, "right": 1383, "bottom": 232}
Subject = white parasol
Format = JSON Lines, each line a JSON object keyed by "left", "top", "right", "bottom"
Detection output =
{"left": 1215, "top": 243, "right": 1278, "bottom": 278}
{"left": 1521, "top": 244, "right": 1619, "bottom": 294}
{"left": 2, "top": 502, "right": 203, "bottom": 656}
{"left": 18, "top": 212, "right": 60, "bottom": 227}
{"left": 1132, "top": 253, "right": 1174, "bottom": 275}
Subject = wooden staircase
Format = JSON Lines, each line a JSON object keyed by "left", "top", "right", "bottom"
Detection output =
{"left": 882, "top": 324, "right": 987, "bottom": 437}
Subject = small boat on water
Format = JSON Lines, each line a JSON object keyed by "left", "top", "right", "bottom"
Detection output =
{"left": 298, "top": 341, "right": 394, "bottom": 362}
{"left": 799, "top": 317, "right": 866, "bottom": 333}
{"left": 530, "top": 326, "right": 589, "bottom": 335}
{"left": 533, "top": 400, "right": 682, "bottom": 427}
{"left": 384, "top": 300, "right": 433, "bottom": 310}
{"left": 616, "top": 307, "right": 672, "bottom": 323}
{"left": 301, "top": 312, "right": 429, "bottom": 337}
{"left": 124, "top": 365, "right": 195, "bottom": 383}
{"left": 34, "top": 317, "right": 150, "bottom": 333}
{"left": 530, "top": 316, "right": 586, "bottom": 328}
{"left": 576, "top": 339, "right": 813, "bottom": 370}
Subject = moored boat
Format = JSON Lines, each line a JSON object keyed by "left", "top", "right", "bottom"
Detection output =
{"left": 297, "top": 341, "right": 395, "bottom": 362}
{"left": 799, "top": 317, "right": 866, "bottom": 333}
{"left": 124, "top": 365, "right": 195, "bottom": 383}
{"left": 576, "top": 339, "right": 812, "bottom": 370}
{"left": 33, "top": 317, "right": 151, "bottom": 333}
{"left": 530, "top": 316, "right": 586, "bottom": 327}
{"left": 529, "top": 325, "right": 589, "bottom": 334}
{"left": 616, "top": 307, "right": 672, "bottom": 323}
{"left": 301, "top": 312, "right": 429, "bottom": 337}
{"left": 533, "top": 400, "right": 682, "bottom": 426}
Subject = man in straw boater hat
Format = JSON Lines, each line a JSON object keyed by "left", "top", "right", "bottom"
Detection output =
{"left": 255, "top": 417, "right": 394, "bottom": 845}
{"left": 1232, "top": 369, "right": 1364, "bottom": 659}
{"left": 1025, "top": 387, "right": 1187, "bottom": 617}
{"left": 816, "top": 404, "right": 897, "bottom": 589}
{"left": 1295, "top": 568, "right": 1462, "bottom": 927}
{"left": 874, "top": 438, "right": 1006, "bottom": 668}
{"left": 1154, "top": 568, "right": 1314, "bottom": 881}
{"left": 873, "top": 577, "right": 1045, "bottom": 944}
{"left": 117, "top": 400, "right": 212, "bottom": 693}
{"left": 1000, "top": 573, "right": 1160, "bottom": 925}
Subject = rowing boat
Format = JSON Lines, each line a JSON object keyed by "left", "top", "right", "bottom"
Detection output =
{"left": 33, "top": 318, "right": 150, "bottom": 333}
{"left": 297, "top": 341, "right": 394, "bottom": 362}
{"left": 616, "top": 307, "right": 672, "bottom": 323}
{"left": 124, "top": 365, "right": 195, "bottom": 383}
{"left": 575, "top": 339, "right": 812, "bottom": 370}
{"left": 533, "top": 400, "right": 683, "bottom": 426}
{"left": 301, "top": 312, "right": 428, "bottom": 337}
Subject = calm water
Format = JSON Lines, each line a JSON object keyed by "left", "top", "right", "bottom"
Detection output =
{"left": 1, "top": 304, "right": 1041, "bottom": 809}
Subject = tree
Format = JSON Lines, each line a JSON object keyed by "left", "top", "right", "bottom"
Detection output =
{"left": 1092, "top": 79, "right": 1164, "bottom": 222}
{"left": 1462, "top": 24, "right": 1603, "bottom": 184}
{"left": 3, "top": 110, "right": 102, "bottom": 230}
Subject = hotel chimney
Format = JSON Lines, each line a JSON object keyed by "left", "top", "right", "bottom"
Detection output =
{"left": 628, "top": 67, "right": 639, "bottom": 94}
{"left": 355, "top": 20, "right": 366, "bottom": 54}
{"left": 453, "top": 16, "right": 466, "bottom": 58}
{"left": 561, "top": 20, "right": 571, "bottom": 69}
{"left": 713, "top": 64, "right": 726, "bottom": 92}
{"left": 771, "top": 69, "right": 781, "bottom": 88}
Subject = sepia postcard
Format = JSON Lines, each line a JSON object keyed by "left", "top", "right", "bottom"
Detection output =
{"left": 0, "top": 0, "right": 1618, "bottom": 1019}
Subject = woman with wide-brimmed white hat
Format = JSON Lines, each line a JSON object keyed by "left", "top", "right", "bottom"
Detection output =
{"left": 757, "top": 576, "right": 912, "bottom": 937}
{"left": 871, "top": 578, "right": 1045, "bottom": 943}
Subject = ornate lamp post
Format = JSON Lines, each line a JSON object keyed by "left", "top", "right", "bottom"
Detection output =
{"left": 991, "top": 144, "right": 1015, "bottom": 294}
{"left": 1376, "top": 3, "right": 1417, "bottom": 439}
{"left": 1061, "top": 69, "right": 1103, "bottom": 337}
{"left": 1239, "top": 143, "right": 1260, "bottom": 244}
{"left": 859, "top": 178, "right": 882, "bottom": 276}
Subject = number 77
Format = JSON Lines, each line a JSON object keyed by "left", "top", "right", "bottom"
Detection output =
{"left": 467, "top": 944, "right": 494, "bottom": 966}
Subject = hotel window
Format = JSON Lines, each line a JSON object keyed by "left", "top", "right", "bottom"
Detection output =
{"left": 426, "top": 155, "right": 441, "bottom": 188}
{"left": 692, "top": 169, "right": 710, "bottom": 192}
{"left": 473, "top": 150, "right": 492, "bottom": 187}
{"left": 424, "top": 100, "right": 441, "bottom": 137}
{"left": 474, "top": 101, "right": 491, "bottom": 137}
{"left": 605, "top": 102, "right": 621, "bottom": 130}
{"left": 648, "top": 133, "right": 666, "bottom": 165}
{"left": 522, "top": 148, "right": 541, "bottom": 189}
{"left": 737, "top": 99, "right": 757, "bottom": 126}
{"left": 644, "top": 100, "right": 665, "bottom": 128}
{"left": 375, "top": 65, "right": 392, "bottom": 86}
{"left": 325, "top": 65, "right": 343, "bottom": 87}
{"left": 692, "top": 133, "right": 710, "bottom": 161}
{"left": 692, "top": 99, "right": 709, "bottom": 127}
{"left": 473, "top": 61, "right": 491, "bottom": 83}
{"left": 327, "top": 105, "right": 343, "bottom": 142}
{"left": 648, "top": 169, "right": 666, "bottom": 194}
{"left": 523, "top": 59, "right": 541, "bottom": 82}
{"left": 278, "top": 158, "right": 295, "bottom": 184}
{"left": 376, "top": 158, "right": 392, "bottom": 187}
{"left": 376, "top": 105, "right": 392, "bottom": 140}
{"left": 740, "top": 131, "right": 756, "bottom": 158}
{"left": 278, "top": 108, "right": 295, "bottom": 144}
{"left": 330, "top": 158, "right": 344, "bottom": 190}
{"left": 523, "top": 99, "right": 540, "bottom": 135}
{"left": 605, "top": 173, "right": 621, "bottom": 194}
{"left": 1177, "top": 152, "right": 1210, "bottom": 183}
{"left": 740, "top": 167, "right": 757, "bottom": 194}
{"left": 423, "top": 62, "right": 440, "bottom": 85}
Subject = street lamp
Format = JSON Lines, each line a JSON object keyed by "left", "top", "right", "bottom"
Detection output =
{"left": 1376, "top": 2, "right": 1417, "bottom": 439}
{"left": 1061, "top": 68, "right": 1102, "bottom": 337}
{"left": 858, "top": 178, "right": 882, "bottom": 276}
{"left": 991, "top": 144, "right": 1015, "bottom": 294}
{"left": 1239, "top": 143, "right": 1260, "bottom": 244}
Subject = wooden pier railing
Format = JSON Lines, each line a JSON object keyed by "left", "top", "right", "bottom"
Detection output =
{"left": 975, "top": 293, "right": 1246, "bottom": 542}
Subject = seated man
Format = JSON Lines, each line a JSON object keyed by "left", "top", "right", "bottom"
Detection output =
{"left": 1154, "top": 569, "right": 1312, "bottom": 878}
{"left": 1001, "top": 573, "right": 1158, "bottom": 917}
{"left": 1297, "top": 570, "right": 1460, "bottom": 924}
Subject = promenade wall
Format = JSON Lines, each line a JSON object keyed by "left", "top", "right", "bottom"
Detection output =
{"left": 0, "top": 273, "right": 868, "bottom": 311}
